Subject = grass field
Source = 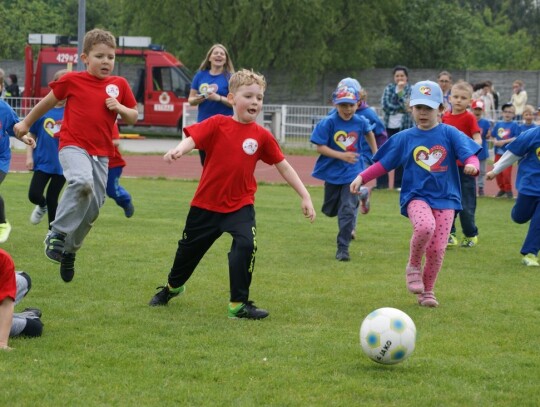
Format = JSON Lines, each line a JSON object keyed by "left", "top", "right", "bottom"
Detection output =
{"left": 1, "top": 173, "right": 539, "bottom": 407}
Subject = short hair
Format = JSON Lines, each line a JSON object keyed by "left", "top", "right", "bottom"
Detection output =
{"left": 513, "top": 79, "right": 524, "bottom": 87}
{"left": 451, "top": 80, "right": 473, "bottom": 97}
{"left": 522, "top": 104, "right": 535, "bottom": 115}
{"left": 438, "top": 71, "right": 452, "bottom": 80}
{"left": 229, "top": 69, "right": 266, "bottom": 93}
{"left": 83, "top": 28, "right": 116, "bottom": 55}
{"left": 198, "top": 44, "right": 235, "bottom": 74}
{"left": 392, "top": 65, "right": 409, "bottom": 78}
{"left": 502, "top": 103, "right": 515, "bottom": 112}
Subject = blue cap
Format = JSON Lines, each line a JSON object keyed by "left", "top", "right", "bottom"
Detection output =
{"left": 332, "top": 82, "right": 360, "bottom": 105}
{"left": 337, "top": 77, "right": 362, "bottom": 93}
{"left": 410, "top": 80, "right": 443, "bottom": 109}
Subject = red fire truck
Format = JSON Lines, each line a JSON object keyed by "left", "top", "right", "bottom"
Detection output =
{"left": 23, "top": 34, "right": 192, "bottom": 131}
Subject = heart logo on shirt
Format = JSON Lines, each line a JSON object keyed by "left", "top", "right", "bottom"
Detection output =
{"left": 334, "top": 130, "right": 358, "bottom": 151}
{"left": 44, "top": 118, "right": 62, "bottom": 138}
{"left": 414, "top": 145, "right": 448, "bottom": 172}
{"left": 200, "top": 83, "right": 218, "bottom": 95}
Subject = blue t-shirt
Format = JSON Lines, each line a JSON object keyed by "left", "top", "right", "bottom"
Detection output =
{"left": 373, "top": 123, "right": 481, "bottom": 217}
{"left": 311, "top": 111, "right": 373, "bottom": 184}
{"left": 191, "top": 70, "right": 233, "bottom": 122}
{"left": 477, "top": 118, "right": 491, "bottom": 160}
{"left": 519, "top": 123, "right": 537, "bottom": 134}
{"left": 506, "top": 127, "right": 540, "bottom": 197}
{"left": 0, "top": 100, "right": 19, "bottom": 173}
{"left": 491, "top": 121, "right": 521, "bottom": 155}
{"left": 29, "top": 106, "right": 64, "bottom": 175}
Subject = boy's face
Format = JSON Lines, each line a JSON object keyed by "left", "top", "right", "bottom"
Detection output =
{"left": 502, "top": 107, "right": 515, "bottom": 122}
{"left": 335, "top": 103, "right": 357, "bottom": 121}
{"left": 438, "top": 75, "right": 451, "bottom": 91}
{"left": 472, "top": 108, "right": 483, "bottom": 120}
{"left": 81, "top": 43, "right": 116, "bottom": 79}
{"left": 412, "top": 104, "right": 441, "bottom": 130}
{"left": 522, "top": 110, "right": 534, "bottom": 124}
{"left": 230, "top": 83, "right": 264, "bottom": 124}
{"left": 449, "top": 88, "right": 471, "bottom": 114}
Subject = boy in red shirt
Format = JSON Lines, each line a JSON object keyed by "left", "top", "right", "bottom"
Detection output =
{"left": 442, "top": 81, "right": 482, "bottom": 248}
{"left": 148, "top": 69, "right": 316, "bottom": 319}
{"left": 14, "top": 29, "right": 138, "bottom": 282}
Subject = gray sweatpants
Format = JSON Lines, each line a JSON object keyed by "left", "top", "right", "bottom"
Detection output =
{"left": 10, "top": 273, "right": 38, "bottom": 337}
{"left": 51, "top": 146, "right": 108, "bottom": 253}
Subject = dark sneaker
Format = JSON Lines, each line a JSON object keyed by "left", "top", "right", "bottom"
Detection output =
{"left": 495, "top": 190, "right": 505, "bottom": 198}
{"left": 228, "top": 301, "right": 269, "bottom": 320}
{"left": 60, "top": 252, "right": 76, "bottom": 282}
{"left": 124, "top": 202, "right": 135, "bottom": 218}
{"left": 336, "top": 250, "right": 350, "bottom": 262}
{"left": 149, "top": 285, "right": 185, "bottom": 306}
{"left": 44, "top": 232, "right": 65, "bottom": 263}
{"left": 21, "top": 307, "right": 42, "bottom": 318}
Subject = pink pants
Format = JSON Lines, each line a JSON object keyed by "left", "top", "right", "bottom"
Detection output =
{"left": 407, "top": 200, "right": 454, "bottom": 292}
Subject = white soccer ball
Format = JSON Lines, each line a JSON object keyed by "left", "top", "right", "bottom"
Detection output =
{"left": 359, "top": 307, "right": 416, "bottom": 365}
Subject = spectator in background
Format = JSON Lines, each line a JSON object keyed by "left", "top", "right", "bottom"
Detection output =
{"left": 437, "top": 71, "right": 453, "bottom": 112}
{"left": 378, "top": 65, "right": 413, "bottom": 190}
{"left": 472, "top": 82, "right": 496, "bottom": 123}
{"left": 188, "top": 44, "right": 235, "bottom": 166}
{"left": 510, "top": 80, "right": 527, "bottom": 122}
{"left": 486, "top": 81, "right": 500, "bottom": 112}
{"left": 5, "top": 74, "right": 20, "bottom": 108}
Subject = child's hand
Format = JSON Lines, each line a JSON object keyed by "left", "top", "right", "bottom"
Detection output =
{"left": 19, "top": 134, "right": 36, "bottom": 148}
{"left": 301, "top": 198, "right": 316, "bottom": 223}
{"left": 463, "top": 164, "right": 478, "bottom": 176}
{"left": 105, "top": 97, "right": 122, "bottom": 113}
{"left": 342, "top": 152, "right": 359, "bottom": 164}
{"left": 14, "top": 122, "right": 29, "bottom": 139}
{"left": 26, "top": 157, "right": 34, "bottom": 170}
{"left": 164, "top": 148, "right": 182, "bottom": 163}
{"left": 486, "top": 171, "right": 496, "bottom": 180}
{"left": 350, "top": 175, "right": 363, "bottom": 193}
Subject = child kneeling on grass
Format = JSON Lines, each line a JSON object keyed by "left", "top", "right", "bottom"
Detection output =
{"left": 350, "top": 81, "right": 481, "bottom": 307}
{"left": 486, "top": 127, "right": 540, "bottom": 267}
{"left": 148, "top": 69, "right": 316, "bottom": 319}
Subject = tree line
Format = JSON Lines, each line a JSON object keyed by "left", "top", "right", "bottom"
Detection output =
{"left": 1, "top": 0, "right": 538, "bottom": 83}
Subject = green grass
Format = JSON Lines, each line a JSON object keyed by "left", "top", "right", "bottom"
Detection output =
{"left": 1, "top": 174, "right": 539, "bottom": 407}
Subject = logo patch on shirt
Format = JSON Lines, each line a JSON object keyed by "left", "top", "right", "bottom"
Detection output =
{"left": 199, "top": 83, "right": 218, "bottom": 95}
{"left": 414, "top": 145, "right": 448, "bottom": 172}
{"left": 334, "top": 130, "right": 358, "bottom": 151}
{"left": 497, "top": 128, "right": 511, "bottom": 139}
{"left": 43, "top": 118, "right": 62, "bottom": 138}
{"left": 106, "top": 84, "right": 120, "bottom": 98}
{"left": 243, "top": 138, "right": 258, "bottom": 155}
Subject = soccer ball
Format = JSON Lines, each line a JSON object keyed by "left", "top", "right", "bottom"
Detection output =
{"left": 359, "top": 307, "right": 416, "bottom": 365}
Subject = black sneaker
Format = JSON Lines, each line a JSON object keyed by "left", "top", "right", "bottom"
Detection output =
{"left": 44, "top": 232, "right": 65, "bottom": 263}
{"left": 60, "top": 252, "right": 76, "bottom": 282}
{"left": 228, "top": 301, "right": 269, "bottom": 320}
{"left": 149, "top": 285, "right": 185, "bottom": 306}
{"left": 21, "top": 307, "right": 42, "bottom": 318}
{"left": 124, "top": 202, "right": 135, "bottom": 218}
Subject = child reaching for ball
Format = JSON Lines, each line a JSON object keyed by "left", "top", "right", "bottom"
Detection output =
{"left": 350, "top": 81, "right": 481, "bottom": 307}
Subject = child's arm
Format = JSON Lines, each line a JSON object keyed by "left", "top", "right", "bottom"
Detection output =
{"left": 0, "top": 298, "right": 15, "bottom": 350}
{"left": 163, "top": 136, "right": 196, "bottom": 163}
{"left": 364, "top": 131, "right": 378, "bottom": 155}
{"left": 472, "top": 131, "right": 482, "bottom": 145}
{"left": 463, "top": 155, "right": 480, "bottom": 176}
{"left": 25, "top": 133, "right": 37, "bottom": 170}
{"left": 316, "top": 145, "right": 359, "bottom": 164}
{"left": 14, "top": 92, "right": 57, "bottom": 146}
{"left": 275, "top": 159, "right": 316, "bottom": 222}
{"left": 105, "top": 99, "right": 138, "bottom": 125}
{"left": 350, "top": 161, "right": 387, "bottom": 193}
{"left": 486, "top": 151, "right": 521, "bottom": 180}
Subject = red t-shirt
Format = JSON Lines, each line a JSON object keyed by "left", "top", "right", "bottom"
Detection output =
{"left": 50, "top": 71, "right": 136, "bottom": 157}
{"left": 109, "top": 124, "right": 126, "bottom": 168}
{"left": 184, "top": 115, "right": 285, "bottom": 213}
{"left": 0, "top": 249, "right": 16, "bottom": 302}
{"left": 442, "top": 110, "right": 481, "bottom": 166}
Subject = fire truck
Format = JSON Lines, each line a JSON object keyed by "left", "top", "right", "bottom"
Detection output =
{"left": 23, "top": 34, "right": 193, "bottom": 132}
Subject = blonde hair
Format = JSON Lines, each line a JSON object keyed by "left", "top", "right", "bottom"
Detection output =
{"left": 198, "top": 44, "right": 235, "bottom": 74}
{"left": 522, "top": 104, "right": 535, "bottom": 115}
{"left": 229, "top": 69, "right": 266, "bottom": 93}
{"left": 53, "top": 69, "right": 69, "bottom": 81}
{"left": 451, "top": 80, "right": 473, "bottom": 98}
{"left": 83, "top": 28, "right": 116, "bottom": 55}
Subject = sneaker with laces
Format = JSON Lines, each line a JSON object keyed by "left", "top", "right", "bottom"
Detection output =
{"left": 447, "top": 233, "right": 458, "bottom": 247}
{"left": 124, "top": 202, "right": 135, "bottom": 218}
{"left": 521, "top": 253, "right": 539, "bottom": 267}
{"left": 228, "top": 301, "right": 269, "bottom": 320}
{"left": 406, "top": 266, "right": 424, "bottom": 294}
{"left": 359, "top": 187, "right": 371, "bottom": 214}
{"left": 417, "top": 291, "right": 439, "bottom": 307}
{"left": 149, "top": 284, "right": 185, "bottom": 306}
{"left": 30, "top": 205, "right": 48, "bottom": 225}
{"left": 44, "top": 232, "right": 65, "bottom": 263}
{"left": 0, "top": 222, "right": 12, "bottom": 243}
{"left": 60, "top": 252, "right": 76, "bottom": 282}
{"left": 461, "top": 236, "right": 478, "bottom": 248}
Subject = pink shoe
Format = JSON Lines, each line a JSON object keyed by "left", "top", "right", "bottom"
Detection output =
{"left": 418, "top": 291, "right": 439, "bottom": 307}
{"left": 406, "top": 266, "right": 424, "bottom": 294}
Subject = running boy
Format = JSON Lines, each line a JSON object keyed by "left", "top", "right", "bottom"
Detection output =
{"left": 311, "top": 79, "right": 376, "bottom": 261}
{"left": 350, "top": 81, "right": 480, "bottom": 307}
{"left": 442, "top": 81, "right": 482, "bottom": 248}
{"left": 486, "top": 127, "right": 540, "bottom": 266}
{"left": 14, "top": 28, "right": 138, "bottom": 282}
{"left": 490, "top": 103, "right": 521, "bottom": 198}
{"left": 148, "top": 69, "right": 315, "bottom": 319}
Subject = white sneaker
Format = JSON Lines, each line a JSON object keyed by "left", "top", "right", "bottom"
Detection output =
{"left": 0, "top": 222, "right": 12, "bottom": 243}
{"left": 522, "top": 254, "right": 539, "bottom": 267}
{"left": 30, "top": 205, "right": 48, "bottom": 225}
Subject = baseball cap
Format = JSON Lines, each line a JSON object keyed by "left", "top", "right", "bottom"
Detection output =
{"left": 471, "top": 99, "right": 484, "bottom": 110}
{"left": 332, "top": 82, "right": 360, "bottom": 105}
{"left": 337, "top": 77, "right": 362, "bottom": 93}
{"left": 409, "top": 80, "right": 443, "bottom": 109}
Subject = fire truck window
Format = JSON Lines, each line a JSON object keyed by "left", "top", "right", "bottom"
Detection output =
{"left": 42, "top": 64, "right": 67, "bottom": 87}
{"left": 134, "top": 68, "right": 145, "bottom": 103}
{"left": 152, "top": 68, "right": 163, "bottom": 91}
{"left": 152, "top": 67, "right": 192, "bottom": 97}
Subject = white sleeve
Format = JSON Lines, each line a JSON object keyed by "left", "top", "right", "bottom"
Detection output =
{"left": 492, "top": 151, "right": 521, "bottom": 175}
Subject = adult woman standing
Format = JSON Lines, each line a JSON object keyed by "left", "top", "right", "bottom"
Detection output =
{"left": 378, "top": 65, "right": 413, "bottom": 189}
{"left": 188, "top": 44, "right": 235, "bottom": 165}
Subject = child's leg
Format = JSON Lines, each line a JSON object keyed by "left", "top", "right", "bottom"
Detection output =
{"left": 494, "top": 154, "right": 504, "bottom": 192}
{"left": 45, "top": 174, "right": 66, "bottom": 227}
{"left": 336, "top": 185, "right": 358, "bottom": 253}
{"left": 501, "top": 165, "right": 513, "bottom": 193}
{"left": 511, "top": 193, "right": 540, "bottom": 256}
{"left": 406, "top": 200, "right": 436, "bottom": 269}
{"left": 0, "top": 171, "right": 7, "bottom": 223}
{"left": 28, "top": 170, "right": 49, "bottom": 208}
{"left": 478, "top": 159, "right": 487, "bottom": 189}
{"left": 458, "top": 168, "right": 478, "bottom": 238}
{"left": 423, "top": 209, "right": 455, "bottom": 292}
{"left": 225, "top": 205, "right": 257, "bottom": 303}
{"left": 106, "top": 166, "right": 129, "bottom": 206}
